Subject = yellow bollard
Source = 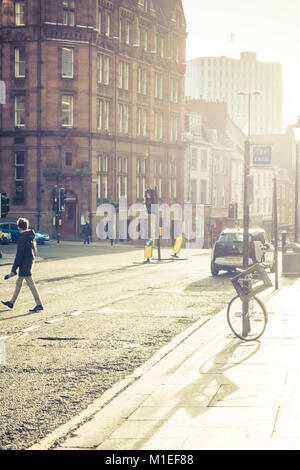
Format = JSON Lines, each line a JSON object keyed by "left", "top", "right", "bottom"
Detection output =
{"left": 172, "top": 237, "right": 183, "bottom": 258}
{"left": 144, "top": 239, "right": 153, "bottom": 263}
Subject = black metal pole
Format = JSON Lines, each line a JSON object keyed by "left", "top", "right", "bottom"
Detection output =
{"left": 243, "top": 139, "right": 250, "bottom": 269}
{"left": 295, "top": 144, "right": 299, "bottom": 243}
{"left": 242, "top": 95, "right": 251, "bottom": 337}
{"left": 273, "top": 175, "right": 278, "bottom": 289}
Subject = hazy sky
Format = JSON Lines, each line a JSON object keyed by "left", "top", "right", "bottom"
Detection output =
{"left": 182, "top": 0, "right": 300, "bottom": 130}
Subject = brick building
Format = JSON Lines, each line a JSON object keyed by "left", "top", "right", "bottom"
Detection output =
{"left": 0, "top": 0, "right": 187, "bottom": 240}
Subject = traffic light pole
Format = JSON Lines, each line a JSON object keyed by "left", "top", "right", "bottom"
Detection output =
{"left": 242, "top": 140, "right": 250, "bottom": 337}
{"left": 243, "top": 140, "right": 250, "bottom": 269}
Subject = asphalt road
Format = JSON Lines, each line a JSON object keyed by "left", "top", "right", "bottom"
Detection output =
{"left": 0, "top": 241, "right": 238, "bottom": 449}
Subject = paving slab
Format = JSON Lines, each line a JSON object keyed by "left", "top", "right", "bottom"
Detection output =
{"left": 47, "top": 278, "right": 300, "bottom": 450}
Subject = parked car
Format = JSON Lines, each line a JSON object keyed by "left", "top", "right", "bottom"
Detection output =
{"left": 285, "top": 242, "right": 300, "bottom": 253}
{"left": 0, "top": 222, "right": 50, "bottom": 245}
{"left": 211, "top": 228, "right": 275, "bottom": 276}
{"left": 34, "top": 229, "right": 50, "bottom": 245}
{"left": 0, "top": 230, "right": 12, "bottom": 244}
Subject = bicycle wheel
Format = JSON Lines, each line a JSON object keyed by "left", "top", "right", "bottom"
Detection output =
{"left": 227, "top": 295, "right": 268, "bottom": 341}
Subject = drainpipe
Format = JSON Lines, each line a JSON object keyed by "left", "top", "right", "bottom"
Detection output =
{"left": 88, "top": 26, "right": 92, "bottom": 239}
{"left": 36, "top": 0, "right": 42, "bottom": 230}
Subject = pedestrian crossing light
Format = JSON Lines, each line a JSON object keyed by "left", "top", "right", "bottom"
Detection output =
{"left": 228, "top": 202, "right": 238, "bottom": 219}
{"left": 0, "top": 192, "right": 10, "bottom": 218}
{"left": 145, "top": 189, "right": 155, "bottom": 214}
{"left": 59, "top": 188, "right": 66, "bottom": 211}
{"left": 51, "top": 187, "right": 58, "bottom": 211}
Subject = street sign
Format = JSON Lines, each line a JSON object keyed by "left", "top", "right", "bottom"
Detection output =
{"left": 252, "top": 146, "right": 272, "bottom": 166}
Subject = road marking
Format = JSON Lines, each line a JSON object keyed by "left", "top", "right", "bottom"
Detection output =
{"left": 45, "top": 318, "right": 63, "bottom": 324}
{"left": 22, "top": 326, "right": 39, "bottom": 333}
{"left": 98, "top": 308, "right": 134, "bottom": 313}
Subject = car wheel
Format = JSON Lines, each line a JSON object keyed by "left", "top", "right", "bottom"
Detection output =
{"left": 211, "top": 261, "right": 219, "bottom": 276}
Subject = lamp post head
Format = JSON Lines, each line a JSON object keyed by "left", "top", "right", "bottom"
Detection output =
{"left": 238, "top": 90, "right": 262, "bottom": 97}
{"left": 293, "top": 116, "right": 300, "bottom": 128}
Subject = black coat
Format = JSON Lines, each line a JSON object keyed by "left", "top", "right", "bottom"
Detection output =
{"left": 12, "top": 229, "right": 37, "bottom": 277}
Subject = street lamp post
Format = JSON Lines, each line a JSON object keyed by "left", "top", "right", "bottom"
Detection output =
{"left": 292, "top": 119, "right": 300, "bottom": 243}
{"left": 238, "top": 91, "right": 261, "bottom": 269}
{"left": 239, "top": 91, "right": 261, "bottom": 337}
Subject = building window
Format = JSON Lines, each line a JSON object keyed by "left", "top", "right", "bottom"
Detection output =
{"left": 170, "top": 114, "right": 179, "bottom": 141}
{"left": 98, "top": 9, "right": 102, "bottom": 33}
{"left": 15, "top": 47, "right": 25, "bottom": 78}
{"left": 98, "top": 54, "right": 110, "bottom": 84}
{"left": 170, "top": 78, "right": 179, "bottom": 103}
{"left": 154, "top": 72, "right": 163, "bottom": 99}
{"left": 191, "top": 149, "right": 198, "bottom": 170}
{"left": 119, "top": 17, "right": 130, "bottom": 43}
{"left": 138, "top": 27, "right": 148, "bottom": 50}
{"left": 118, "top": 103, "right": 129, "bottom": 134}
{"left": 62, "top": 48, "right": 73, "bottom": 78}
{"left": 200, "top": 179, "right": 207, "bottom": 204}
{"left": 153, "top": 160, "right": 162, "bottom": 199}
{"left": 137, "top": 67, "right": 147, "bottom": 95}
{"left": 15, "top": 1, "right": 25, "bottom": 26}
{"left": 201, "top": 149, "right": 208, "bottom": 171}
{"left": 160, "top": 37, "right": 165, "bottom": 57}
{"left": 175, "top": 40, "right": 180, "bottom": 63}
{"left": 65, "top": 152, "right": 72, "bottom": 166}
{"left": 136, "top": 158, "right": 146, "bottom": 200}
{"left": 191, "top": 179, "right": 197, "bottom": 203}
{"left": 15, "top": 95, "right": 25, "bottom": 126}
{"left": 97, "top": 154, "right": 108, "bottom": 200}
{"left": 117, "top": 157, "right": 128, "bottom": 198}
{"left": 15, "top": 151, "right": 25, "bottom": 202}
{"left": 154, "top": 112, "right": 163, "bottom": 140}
{"left": 125, "top": 19, "right": 130, "bottom": 44}
{"left": 97, "top": 98, "right": 110, "bottom": 131}
{"left": 137, "top": 107, "right": 147, "bottom": 137}
{"left": 105, "top": 12, "right": 111, "bottom": 37}
{"left": 169, "top": 162, "right": 177, "bottom": 200}
{"left": 118, "top": 61, "right": 129, "bottom": 90}
{"left": 61, "top": 95, "right": 73, "bottom": 127}
{"left": 62, "top": 0, "right": 75, "bottom": 26}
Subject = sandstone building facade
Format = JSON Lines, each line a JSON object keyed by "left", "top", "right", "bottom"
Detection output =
{"left": 0, "top": 0, "right": 187, "bottom": 240}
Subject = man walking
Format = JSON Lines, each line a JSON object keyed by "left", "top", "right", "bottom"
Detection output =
{"left": 82, "top": 221, "right": 91, "bottom": 245}
{"left": 1, "top": 218, "right": 43, "bottom": 312}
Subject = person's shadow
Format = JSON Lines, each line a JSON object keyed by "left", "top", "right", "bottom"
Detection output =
{"left": 126, "top": 338, "right": 261, "bottom": 449}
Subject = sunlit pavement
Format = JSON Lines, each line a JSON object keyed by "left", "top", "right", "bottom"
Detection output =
{"left": 30, "top": 275, "right": 300, "bottom": 451}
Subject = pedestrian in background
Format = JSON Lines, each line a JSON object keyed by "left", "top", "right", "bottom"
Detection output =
{"left": 1, "top": 218, "right": 43, "bottom": 312}
{"left": 82, "top": 221, "right": 91, "bottom": 245}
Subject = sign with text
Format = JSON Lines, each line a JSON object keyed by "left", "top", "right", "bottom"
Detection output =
{"left": 252, "top": 146, "right": 272, "bottom": 166}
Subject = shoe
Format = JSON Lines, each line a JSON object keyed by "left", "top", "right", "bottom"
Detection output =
{"left": 29, "top": 305, "right": 44, "bottom": 313}
{"left": 1, "top": 300, "right": 13, "bottom": 309}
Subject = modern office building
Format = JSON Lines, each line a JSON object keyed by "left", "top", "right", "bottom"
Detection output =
{"left": 185, "top": 52, "right": 283, "bottom": 135}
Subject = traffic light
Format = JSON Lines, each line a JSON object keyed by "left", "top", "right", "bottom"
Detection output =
{"left": 51, "top": 187, "right": 58, "bottom": 212}
{"left": 59, "top": 188, "right": 66, "bottom": 211}
{"left": 0, "top": 193, "right": 10, "bottom": 218}
{"left": 228, "top": 202, "right": 238, "bottom": 219}
{"left": 145, "top": 189, "right": 155, "bottom": 214}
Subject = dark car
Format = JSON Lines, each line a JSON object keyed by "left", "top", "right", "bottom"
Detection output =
{"left": 211, "top": 228, "right": 275, "bottom": 276}
{"left": 0, "top": 222, "right": 50, "bottom": 245}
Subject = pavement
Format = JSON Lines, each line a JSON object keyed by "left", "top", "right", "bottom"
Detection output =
{"left": 27, "top": 273, "right": 300, "bottom": 451}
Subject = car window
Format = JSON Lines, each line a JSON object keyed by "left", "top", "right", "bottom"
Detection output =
{"left": 219, "top": 233, "right": 244, "bottom": 243}
{"left": 252, "top": 232, "right": 266, "bottom": 244}
{"left": 0, "top": 224, "right": 9, "bottom": 229}
{"left": 10, "top": 223, "right": 19, "bottom": 231}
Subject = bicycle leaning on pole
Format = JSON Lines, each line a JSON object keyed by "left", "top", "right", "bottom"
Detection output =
{"left": 227, "top": 263, "right": 272, "bottom": 341}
